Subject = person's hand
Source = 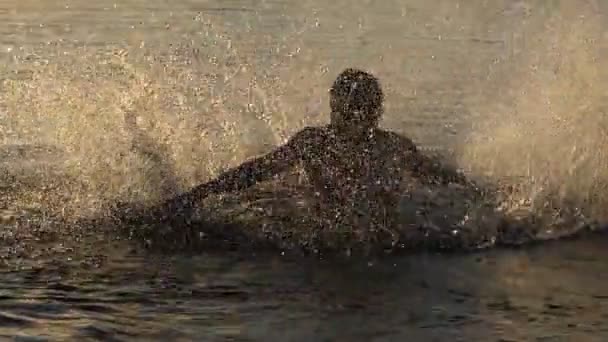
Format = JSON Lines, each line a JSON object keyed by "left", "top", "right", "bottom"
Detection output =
{"left": 106, "top": 197, "right": 163, "bottom": 221}
{"left": 108, "top": 187, "right": 205, "bottom": 227}
{"left": 147, "top": 194, "right": 197, "bottom": 226}
{"left": 107, "top": 200, "right": 148, "bottom": 225}
{"left": 107, "top": 198, "right": 191, "bottom": 226}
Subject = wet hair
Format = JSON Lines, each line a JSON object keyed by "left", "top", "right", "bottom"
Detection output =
{"left": 329, "top": 68, "right": 384, "bottom": 128}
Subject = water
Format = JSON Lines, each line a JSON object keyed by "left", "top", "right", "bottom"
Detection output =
{"left": 1, "top": 0, "right": 608, "bottom": 340}
{"left": 1, "top": 238, "right": 608, "bottom": 341}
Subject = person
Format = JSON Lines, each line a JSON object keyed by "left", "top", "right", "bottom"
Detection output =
{"left": 121, "top": 68, "right": 468, "bottom": 234}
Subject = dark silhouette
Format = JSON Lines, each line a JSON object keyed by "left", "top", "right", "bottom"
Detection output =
{"left": 135, "top": 68, "right": 468, "bottom": 233}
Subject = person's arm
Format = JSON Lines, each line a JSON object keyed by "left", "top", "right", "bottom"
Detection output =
{"left": 399, "top": 136, "right": 467, "bottom": 185}
{"left": 170, "top": 128, "right": 315, "bottom": 208}
{"left": 410, "top": 152, "right": 467, "bottom": 185}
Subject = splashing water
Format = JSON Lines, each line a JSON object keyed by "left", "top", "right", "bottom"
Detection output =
{"left": 0, "top": 0, "right": 606, "bottom": 256}
{"left": 458, "top": 2, "right": 608, "bottom": 234}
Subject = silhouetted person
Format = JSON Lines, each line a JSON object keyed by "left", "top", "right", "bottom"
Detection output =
{"left": 126, "top": 68, "right": 467, "bottom": 232}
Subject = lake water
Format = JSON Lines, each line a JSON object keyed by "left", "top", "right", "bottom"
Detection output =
{"left": 2, "top": 237, "right": 608, "bottom": 341}
{"left": 1, "top": 0, "right": 608, "bottom": 340}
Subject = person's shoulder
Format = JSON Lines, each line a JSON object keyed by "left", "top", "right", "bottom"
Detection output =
{"left": 291, "top": 125, "right": 329, "bottom": 142}
{"left": 282, "top": 126, "right": 329, "bottom": 155}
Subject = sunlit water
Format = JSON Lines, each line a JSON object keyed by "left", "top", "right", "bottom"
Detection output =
{"left": 1, "top": 0, "right": 608, "bottom": 340}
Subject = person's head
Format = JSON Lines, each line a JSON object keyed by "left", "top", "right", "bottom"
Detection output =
{"left": 329, "top": 68, "right": 384, "bottom": 133}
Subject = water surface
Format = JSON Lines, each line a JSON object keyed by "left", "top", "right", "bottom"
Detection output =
{"left": 1, "top": 0, "right": 608, "bottom": 340}
{"left": 1, "top": 237, "right": 608, "bottom": 341}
